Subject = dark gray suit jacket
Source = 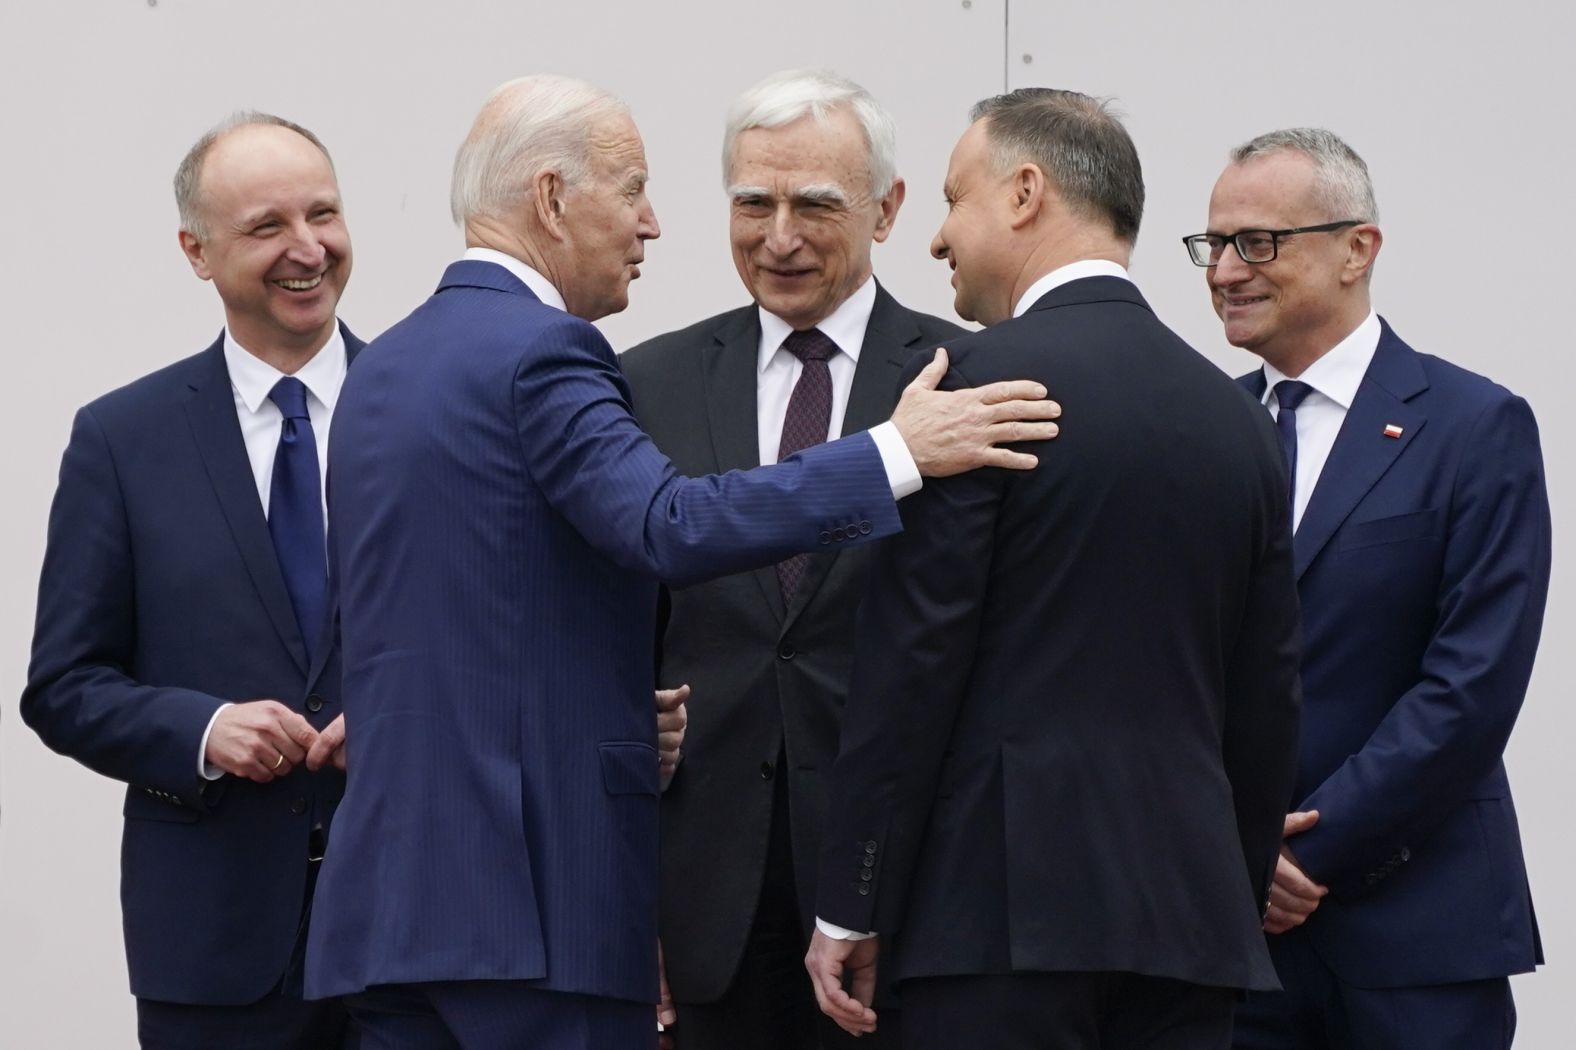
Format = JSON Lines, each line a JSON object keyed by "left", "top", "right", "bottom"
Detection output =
{"left": 621, "top": 283, "right": 964, "bottom": 1001}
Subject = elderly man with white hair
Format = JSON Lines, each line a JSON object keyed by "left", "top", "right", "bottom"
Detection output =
{"left": 622, "top": 68, "right": 962, "bottom": 1050}
{"left": 304, "top": 74, "right": 1061, "bottom": 1049}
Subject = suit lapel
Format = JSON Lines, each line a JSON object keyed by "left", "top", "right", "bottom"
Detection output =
{"left": 699, "top": 309, "right": 786, "bottom": 621}
{"left": 184, "top": 337, "right": 310, "bottom": 675}
{"left": 1293, "top": 323, "right": 1428, "bottom": 580}
{"left": 782, "top": 285, "right": 923, "bottom": 632}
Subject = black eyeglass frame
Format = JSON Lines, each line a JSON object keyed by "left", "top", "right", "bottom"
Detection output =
{"left": 1181, "top": 220, "right": 1361, "bottom": 267}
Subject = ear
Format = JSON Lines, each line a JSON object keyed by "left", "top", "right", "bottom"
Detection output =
{"left": 1342, "top": 223, "right": 1383, "bottom": 285}
{"left": 532, "top": 169, "right": 570, "bottom": 241}
{"left": 178, "top": 229, "right": 212, "bottom": 281}
{"left": 871, "top": 176, "right": 906, "bottom": 244}
{"left": 1008, "top": 163, "right": 1045, "bottom": 231}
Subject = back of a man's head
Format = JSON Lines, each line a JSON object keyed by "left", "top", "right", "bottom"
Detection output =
{"left": 451, "top": 74, "right": 629, "bottom": 227}
{"left": 970, "top": 88, "right": 1144, "bottom": 245}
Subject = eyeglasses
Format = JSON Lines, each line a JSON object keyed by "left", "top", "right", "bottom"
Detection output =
{"left": 1182, "top": 221, "right": 1360, "bottom": 267}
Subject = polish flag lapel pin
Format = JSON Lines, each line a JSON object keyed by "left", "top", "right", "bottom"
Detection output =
{"left": 1383, "top": 424, "right": 1404, "bottom": 439}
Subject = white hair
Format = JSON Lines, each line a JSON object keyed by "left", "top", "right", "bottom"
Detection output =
{"left": 722, "top": 68, "right": 897, "bottom": 198}
{"left": 1231, "top": 127, "right": 1380, "bottom": 224}
{"left": 450, "top": 74, "right": 629, "bottom": 226}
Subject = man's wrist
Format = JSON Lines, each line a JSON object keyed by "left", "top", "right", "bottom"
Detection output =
{"left": 816, "top": 917, "right": 876, "bottom": 941}
{"left": 868, "top": 421, "right": 921, "bottom": 500}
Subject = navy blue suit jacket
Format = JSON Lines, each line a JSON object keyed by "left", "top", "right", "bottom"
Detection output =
{"left": 1243, "top": 318, "right": 1549, "bottom": 987}
{"left": 22, "top": 326, "right": 362, "bottom": 1004}
{"left": 305, "top": 260, "right": 900, "bottom": 1004}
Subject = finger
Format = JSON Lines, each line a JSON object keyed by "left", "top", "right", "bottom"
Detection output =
{"left": 1275, "top": 857, "right": 1328, "bottom": 900}
{"left": 986, "top": 397, "right": 1062, "bottom": 422}
{"left": 332, "top": 744, "right": 348, "bottom": 772}
{"left": 656, "top": 709, "right": 686, "bottom": 734}
{"left": 1269, "top": 883, "right": 1319, "bottom": 916}
{"left": 988, "top": 419, "right": 1061, "bottom": 444}
{"left": 1283, "top": 809, "right": 1320, "bottom": 836}
{"left": 654, "top": 684, "right": 691, "bottom": 712}
{"left": 973, "top": 378, "right": 1049, "bottom": 406}
{"left": 263, "top": 713, "right": 317, "bottom": 764}
{"left": 979, "top": 448, "right": 1040, "bottom": 471}
{"left": 904, "top": 347, "right": 949, "bottom": 394}
{"left": 658, "top": 944, "right": 676, "bottom": 1027}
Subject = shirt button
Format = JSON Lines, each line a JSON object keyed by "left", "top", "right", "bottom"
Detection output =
{"left": 306, "top": 694, "right": 325, "bottom": 713}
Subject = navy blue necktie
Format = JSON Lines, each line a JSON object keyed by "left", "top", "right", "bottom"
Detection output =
{"left": 776, "top": 329, "right": 838, "bottom": 601}
{"left": 268, "top": 377, "right": 326, "bottom": 662}
{"left": 1273, "top": 380, "right": 1314, "bottom": 515}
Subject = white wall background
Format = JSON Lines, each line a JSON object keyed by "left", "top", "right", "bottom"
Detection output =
{"left": 0, "top": 1, "right": 1567, "bottom": 1045}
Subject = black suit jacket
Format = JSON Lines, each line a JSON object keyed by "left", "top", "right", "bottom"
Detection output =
{"left": 22, "top": 327, "right": 360, "bottom": 1004}
{"left": 815, "top": 277, "right": 1302, "bottom": 992}
{"left": 621, "top": 284, "right": 964, "bottom": 1001}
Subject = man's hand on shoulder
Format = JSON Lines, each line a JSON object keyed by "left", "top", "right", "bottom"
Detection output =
{"left": 890, "top": 347, "right": 1061, "bottom": 477}
{"left": 204, "top": 700, "right": 319, "bottom": 782}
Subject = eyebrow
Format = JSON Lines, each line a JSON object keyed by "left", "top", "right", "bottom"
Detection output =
{"left": 727, "top": 183, "right": 850, "bottom": 206}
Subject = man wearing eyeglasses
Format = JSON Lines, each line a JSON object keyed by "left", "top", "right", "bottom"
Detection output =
{"left": 1188, "top": 128, "right": 1550, "bottom": 1049}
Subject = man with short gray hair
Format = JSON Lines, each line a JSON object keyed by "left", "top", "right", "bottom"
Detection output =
{"left": 1193, "top": 128, "right": 1549, "bottom": 1050}
{"left": 306, "top": 73, "right": 1061, "bottom": 1049}
{"left": 621, "top": 68, "right": 963, "bottom": 1050}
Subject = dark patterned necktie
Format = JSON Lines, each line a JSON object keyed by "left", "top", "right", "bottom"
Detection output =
{"left": 776, "top": 329, "right": 838, "bottom": 601}
{"left": 1273, "top": 380, "right": 1314, "bottom": 517}
{"left": 267, "top": 377, "right": 327, "bottom": 661}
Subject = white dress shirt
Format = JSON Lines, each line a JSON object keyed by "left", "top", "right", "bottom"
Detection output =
{"left": 462, "top": 251, "right": 920, "bottom": 497}
{"left": 198, "top": 327, "right": 348, "bottom": 777}
{"left": 1260, "top": 311, "right": 1380, "bottom": 533}
{"left": 816, "top": 259, "right": 1133, "bottom": 944}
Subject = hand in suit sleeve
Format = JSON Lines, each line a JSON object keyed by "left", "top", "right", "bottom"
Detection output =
{"left": 815, "top": 359, "right": 1005, "bottom": 937}
{"left": 21, "top": 408, "right": 227, "bottom": 807}
{"left": 1293, "top": 395, "right": 1552, "bottom": 897}
{"left": 1220, "top": 452, "right": 1304, "bottom": 915}
{"left": 512, "top": 317, "right": 900, "bottom": 588}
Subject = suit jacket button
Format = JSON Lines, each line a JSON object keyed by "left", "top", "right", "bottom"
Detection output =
{"left": 818, "top": 531, "right": 832, "bottom": 545}
{"left": 858, "top": 884, "right": 871, "bottom": 896}
{"left": 306, "top": 693, "right": 325, "bottom": 713}
{"left": 864, "top": 841, "right": 877, "bottom": 854}
{"left": 760, "top": 761, "right": 775, "bottom": 780}
{"left": 858, "top": 521, "right": 872, "bottom": 535}
{"left": 1364, "top": 872, "right": 1379, "bottom": 886}
{"left": 290, "top": 797, "right": 308, "bottom": 815}
{"left": 860, "top": 869, "right": 873, "bottom": 882}
{"left": 778, "top": 644, "right": 796, "bottom": 661}
{"left": 862, "top": 855, "right": 875, "bottom": 867}
{"left": 1399, "top": 847, "right": 1411, "bottom": 863}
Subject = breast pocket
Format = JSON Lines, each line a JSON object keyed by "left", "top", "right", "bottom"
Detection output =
{"left": 1336, "top": 508, "right": 1442, "bottom": 552}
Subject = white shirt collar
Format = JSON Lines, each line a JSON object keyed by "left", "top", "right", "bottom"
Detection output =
{"left": 222, "top": 325, "right": 347, "bottom": 414}
{"left": 1259, "top": 310, "right": 1381, "bottom": 411}
{"left": 757, "top": 275, "right": 877, "bottom": 373}
{"left": 463, "top": 246, "right": 568, "bottom": 313}
{"left": 1012, "top": 259, "right": 1131, "bottom": 318}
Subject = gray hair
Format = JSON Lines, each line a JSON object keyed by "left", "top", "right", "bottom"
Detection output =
{"left": 174, "top": 112, "right": 333, "bottom": 240}
{"left": 723, "top": 68, "right": 898, "bottom": 198}
{"left": 1230, "top": 128, "right": 1380, "bottom": 224}
{"left": 969, "top": 88, "right": 1144, "bottom": 244}
{"left": 450, "top": 74, "right": 629, "bottom": 226}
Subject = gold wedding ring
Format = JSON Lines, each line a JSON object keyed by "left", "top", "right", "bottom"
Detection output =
{"left": 272, "top": 751, "right": 286, "bottom": 772}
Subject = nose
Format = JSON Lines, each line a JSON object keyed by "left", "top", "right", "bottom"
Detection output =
{"left": 1211, "top": 242, "right": 1251, "bottom": 286}
{"left": 764, "top": 203, "right": 800, "bottom": 256}
{"left": 639, "top": 194, "right": 661, "bottom": 241}
{"left": 284, "top": 220, "right": 327, "bottom": 268}
{"left": 930, "top": 230, "right": 948, "bottom": 261}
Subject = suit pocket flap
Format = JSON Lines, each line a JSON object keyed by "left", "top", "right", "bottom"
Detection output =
{"left": 599, "top": 742, "right": 660, "bottom": 797}
{"left": 1337, "top": 508, "right": 1441, "bottom": 551}
{"left": 122, "top": 788, "right": 201, "bottom": 824}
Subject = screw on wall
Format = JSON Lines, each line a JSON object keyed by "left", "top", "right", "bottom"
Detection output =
{"left": 1022, "top": 53, "right": 1034, "bottom": 64}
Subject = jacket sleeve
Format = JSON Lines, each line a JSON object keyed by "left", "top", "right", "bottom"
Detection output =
{"left": 511, "top": 316, "right": 901, "bottom": 588}
{"left": 1292, "top": 394, "right": 1551, "bottom": 897}
{"left": 21, "top": 406, "right": 225, "bottom": 808}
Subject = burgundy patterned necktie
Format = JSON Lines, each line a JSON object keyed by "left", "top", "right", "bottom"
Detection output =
{"left": 776, "top": 328, "right": 838, "bottom": 600}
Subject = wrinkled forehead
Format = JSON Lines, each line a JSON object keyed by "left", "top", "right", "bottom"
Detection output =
{"left": 1208, "top": 153, "right": 1320, "bottom": 226}
{"left": 588, "top": 113, "right": 648, "bottom": 176}
{"left": 729, "top": 112, "right": 872, "bottom": 196}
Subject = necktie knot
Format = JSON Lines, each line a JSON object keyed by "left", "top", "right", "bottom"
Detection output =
{"left": 269, "top": 376, "right": 311, "bottom": 421}
{"left": 1274, "top": 380, "right": 1313, "bottom": 412}
{"left": 783, "top": 329, "right": 838, "bottom": 364}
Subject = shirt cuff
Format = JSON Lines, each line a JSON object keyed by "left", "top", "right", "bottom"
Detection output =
{"left": 197, "top": 703, "right": 232, "bottom": 780}
{"left": 868, "top": 421, "right": 922, "bottom": 501}
{"left": 816, "top": 917, "right": 877, "bottom": 941}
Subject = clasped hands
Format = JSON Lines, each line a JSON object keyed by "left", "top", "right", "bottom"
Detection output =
{"left": 1265, "top": 809, "right": 1329, "bottom": 934}
{"left": 204, "top": 701, "right": 346, "bottom": 782}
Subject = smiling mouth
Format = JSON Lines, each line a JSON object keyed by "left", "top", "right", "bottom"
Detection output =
{"left": 274, "top": 275, "right": 324, "bottom": 292}
{"left": 1224, "top": 294, "right": 1268, "bottom": 308}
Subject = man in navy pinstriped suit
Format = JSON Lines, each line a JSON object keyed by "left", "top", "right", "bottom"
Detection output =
{"left": 306, "top": 75, "right": 1062, "bottom": 1049}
